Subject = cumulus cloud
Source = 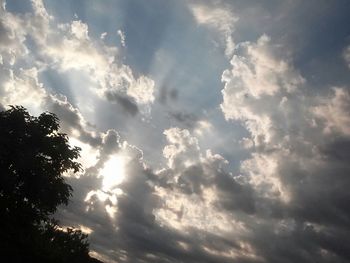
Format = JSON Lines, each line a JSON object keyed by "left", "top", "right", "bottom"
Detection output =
{"left": 221, "top": 35, "right": 305, "bottom": 146}
{"left": 0, "top": 7, "right": 27, "bottom": 65}
{"left": 57, "top": 123, "right": 264, "bottom": 262}
{"left": 0, "top": 0, "right": 155, "bottom": 118}
{"left": 0, "top": 67, "right": 46, "bottom": 112}
{"left": 3, "top": 0, "right": 350, "bottom": 262}
{"left": 163, "top": 127, "right": 200, "bottom": 169}
{"left": 153, "top": 128, "right": 262, "bottom": 261}
{"left": 43, "top": 94, "right": 102, "bottom": 147}
{"left": 219, "top": 32, "right": 350, "bottom": 262}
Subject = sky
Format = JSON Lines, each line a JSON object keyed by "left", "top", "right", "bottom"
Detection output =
{"left": 1, "top": 0, "right": 350, "bottom": 262}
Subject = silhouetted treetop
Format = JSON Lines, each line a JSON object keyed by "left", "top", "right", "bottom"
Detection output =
{"left": 0, "top": 106, "right": 104, "bottom": 262}
{"left": 0, "top": 106, "right": 81, "bottom": 223}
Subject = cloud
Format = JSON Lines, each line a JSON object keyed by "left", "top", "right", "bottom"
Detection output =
{"left": 313, "top": 87, "right": 350, "bottom": 136}
{"left": 3, "top": 1, "right": 350, "bottom": 262}
{"left": 0, "top": 0, "right": 155, "bottom": 116}
{"left": 160, "top": 127, "right": 256, "bottom": 213}
{"left": 169, "top": 111, "right": 198, "bottom": 129}
{"left": 105, "top": 91, "right": 139, "bottom": 116}
{"left": 221, "top": 35, "right": 305, "bottom": 146}
{"left": 117, "top": 29, "right": 126, "bottom": 47}
{"left": 218, "top": 33, "right": 350, "bottom": 262}
{"left": 158, "top": 85, "right": 178, "bottom": 105}
{"left": 190, "top": 3, "right": 236, "bottom": 35}
{"left": 0, "top": 67, "right": 45, "bottom": 111}
{"left": 43, "top": 94, "right": 102, "bottom": 147}
{"left": 0, "top": 8, "right": 27, "bottom": 65}
{"left": 57, "top": 124, "right": 263, "bottom": 262}
{"left": 163, "top": 127, "right": 200, "bottom": 170}
{"left": 343, "top": 45, "right": 350, "bottom": 69}
{"left": 189, "top": 2, "right": 237, "bottom": 56}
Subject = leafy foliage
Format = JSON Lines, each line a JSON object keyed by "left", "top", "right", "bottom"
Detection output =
{"left": 35, "top": 220, "right": 91, "bottom": 262}
{"left": 0, "top": 106, "right": 102, "bottom": 263}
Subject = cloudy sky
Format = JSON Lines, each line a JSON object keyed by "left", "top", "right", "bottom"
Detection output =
{"left": 2, "top": 0, "right": 350, "bottom": 262}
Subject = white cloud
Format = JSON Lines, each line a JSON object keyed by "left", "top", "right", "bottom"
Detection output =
{"left": 189, "top": 2, "right": 237, "bottom": 57}
{"left": 44, "top": 20, "right": 155, "bottom": 109}
{"left": 221, "top": 35, "right": 305, "bottom": 146}
{"left": 0, "top": 5, "right": 28, "bottom": 65}
{"left": 0, "top": 67, "right": 46, "bottom": 115}
{"left": 0, "top": 1, "right": 155, "bottom": 116}
{"left": 117, "top": 29, "right": 126, "bottom": 47}
{"left": 163, "top": 127, "right": 200, "bottom": 169}
{"left": 223, "top": 35, "right": 304, "bottom": 99}
{"left": 218, "top": 32, "right": 350, "bottom": 262}
{"left": 126, "top": 75, "right": 155, "bottom": 105}
{"left": 100, "top": 32, "right": 107, "bottom": 40}
{"left": 71, "top": 20, "right": 89, "bottom": 40}
{"left": 241, "top": 152, "right": 291, "bottom": 202}
{"left": 155, "top": 128, "right": 251, "bottom": 251}
{"left": 190, "top": 3, "right": 236, "bottom": 35}
{"left": 313, "top": 87, "right": 350, "bottom": 136}
{"left": 68, "top": 137, "right": 99, "bottom": 170}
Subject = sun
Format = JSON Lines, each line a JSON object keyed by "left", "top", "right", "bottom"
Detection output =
{"left": 100, "top": 155, "right": 126, "bottom": 191}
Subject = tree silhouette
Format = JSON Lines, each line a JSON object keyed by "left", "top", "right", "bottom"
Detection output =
{"left": 0, "top": 106, "right": 102, "bottom": 263}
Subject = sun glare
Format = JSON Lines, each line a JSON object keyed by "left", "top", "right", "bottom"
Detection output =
{"left": 100, "top": 155, "right": 126, "bottom": 191}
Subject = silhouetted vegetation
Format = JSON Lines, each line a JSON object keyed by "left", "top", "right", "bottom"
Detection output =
{"left": 0, "top": 106, "right": 103, "bottom": 263}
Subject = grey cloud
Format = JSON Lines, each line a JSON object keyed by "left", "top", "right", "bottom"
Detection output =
{"left": 99, "top": 129, "right": 120, "bottom": 156}
{"left": 105, "top": 91, "right": 139, "bottom": 116}
{"left": 43, "top": 94, "right": 102, "bottom": 147}
{"left": 0, "top": 20, "right": 12, "bottom": 46}
{"left": 169, "top": 111, "right": 198, "bottom": 129}
{"left": 57, "top": 130, "right": 263, "bottom": 263}
{"left": 160, "top": 136, "right": 260, "bottom": 242}
{"left": 246, "top": 220, "right": 350, "bottom": 263}
{"left": 319, "top": 138, "right": 350, "bottom": 162}
{"left": 214, "top": 171, "right": 256, "bottom": 215}
{"left": 159, "top": 85, "right": 178, "bottom": 105}
{"left": 177, "top": 165, "right": 204, "bottom": 195}
{"left": 161, "top": 157, "right": 257, "bottom": 216}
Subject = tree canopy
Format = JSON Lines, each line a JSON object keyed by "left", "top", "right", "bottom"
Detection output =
{"left": 0, "top": 106, "right": 102, "bottom": 263}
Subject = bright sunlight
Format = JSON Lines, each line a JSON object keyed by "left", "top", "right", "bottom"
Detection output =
{"left": 100, "top": 155, "right": 126, "bottom": 191}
